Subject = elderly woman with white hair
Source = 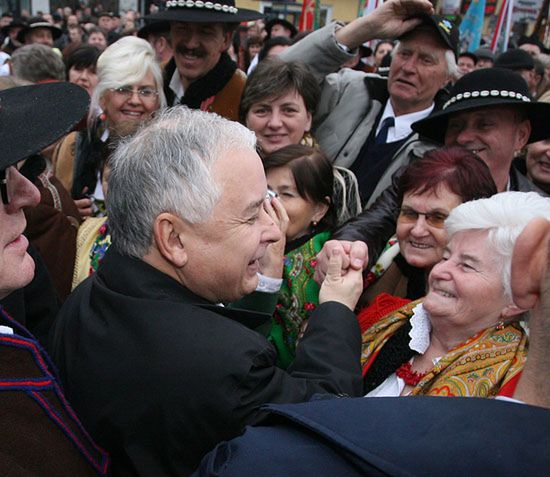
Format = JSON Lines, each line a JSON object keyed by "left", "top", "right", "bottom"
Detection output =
{"left": 361, "top": 191, "right": 550, "bottom": 398}
{"left": 53, "top": 36, "right": 166, "bottom": 217}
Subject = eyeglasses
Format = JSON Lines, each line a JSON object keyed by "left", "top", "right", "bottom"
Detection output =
{"left": 110, "top": 86, "right": 159, "bottom": 101}
{"left": 397, "top": 206, "right": 449, "bottom": 229}
{"left": 0, "top": 167, "right": 11, "bottom": 205}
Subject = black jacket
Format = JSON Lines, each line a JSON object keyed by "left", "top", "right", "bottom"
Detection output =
{"left": 51, "top": 248, "right": 362, "bottom": 476}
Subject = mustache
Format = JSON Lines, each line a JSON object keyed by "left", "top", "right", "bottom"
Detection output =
{"left": 175, "top": 45, "right": 207, "bottom": 58}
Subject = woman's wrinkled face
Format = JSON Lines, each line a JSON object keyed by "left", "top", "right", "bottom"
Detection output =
{"left": 396, "top": 185, "right": 462, "bottom": 270}
{"left": 266, "top": 165, "right": 328, "bottom": 241}
{"left": 423, "top": 230, "right": 518, "bottom": 339}
{"left": 100, "top": 70, "right": 160, "bottom": 126}
{"left": 246, "top": 89, "right": 312, "bottom": 155}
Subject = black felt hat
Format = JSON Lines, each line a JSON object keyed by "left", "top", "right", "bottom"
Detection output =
{"left": 403, "top": 14, "right": 459, "bottom": 59}
{"left": 473, "top": 47, "right": 495, "bottom": 62}
{"left": 138, "top": 20, "right": 171, "bottom": 39}
{"left": 0, "top": 18, "right": 26, "bottom": 37}
{"left": 495, "top": 48, "right": 535, "bottom": 70}
{"left": 412, "top": 68, "right": 550, "bottom": 144}
{"left": 148, "top": 0, "right": 263, "bottom": 23}
{"left": 265, "top": 18, "right": 297, "bottom": 38}
{"left": 0, "top": 82, "right": 89, "bottom": 171}
{"left": 17, "top": 17, "right": 62, "bottom": 43}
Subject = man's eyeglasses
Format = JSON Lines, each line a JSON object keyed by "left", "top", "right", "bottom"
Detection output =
{"left": 110, "top": 86, "right": 159, "bottom": 101}
{"left": 1, "top": 167, "right": 11, "bottom": 205}
{"left": 397, "top": 206, "right": 449, "bottom": 229}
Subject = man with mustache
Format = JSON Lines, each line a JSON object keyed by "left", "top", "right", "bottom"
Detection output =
{"left": 281, "top": 0, "right": 459, "bottom": 206}
{"left": 149, "top": 0, "right": 262, "bottom": 121}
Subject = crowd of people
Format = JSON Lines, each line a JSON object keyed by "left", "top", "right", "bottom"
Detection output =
{"left": 1, "top": 0, "right": 550, "bottom": 475}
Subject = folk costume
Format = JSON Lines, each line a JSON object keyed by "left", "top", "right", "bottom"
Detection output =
{"left": 268, "top": 230, "right": 331, "bottom": 368}
{"left": 150, "top": 0, "right": 263, "bottom": 121}
{"left": 0, "top": 82, "right": 109, "bottom": 476}
{"left": 361, "top": 301, "right": 527, "bottom": 397}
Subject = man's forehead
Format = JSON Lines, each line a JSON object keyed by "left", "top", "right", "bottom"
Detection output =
{"left": 449, "top": 106, "right": 519, "bottom": 120}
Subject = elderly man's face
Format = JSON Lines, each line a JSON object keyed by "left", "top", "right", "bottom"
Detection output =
{"left": 444, "top": 106, "right": 531, "bottom": 184}
{"left": 27, "top": 27, "right": 54, "bottom": 46}
{"left": 0, "top": 167, "right": 40, "bottom": 299}
{"left": 388, "top": 29, "right": 450, "bottom": 115}
{"left": 171, "top": 22, "right": 231, "bottom": 89}
{"left": 177, "top": 147, "right": 281, "bottom": 302}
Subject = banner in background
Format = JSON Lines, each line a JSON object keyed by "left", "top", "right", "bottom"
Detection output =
{"left": 299, "top": 0, "right": 321, "bottom": 31}
{"left": 459, "top": 0, "right": 487, "bottom": 51}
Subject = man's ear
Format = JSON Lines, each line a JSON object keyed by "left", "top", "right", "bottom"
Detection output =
{"left": 153, "top": 212, "right": 188, "bottom": 268}
{"left": 511, "top": 218, "right": 550, "bottom": 310}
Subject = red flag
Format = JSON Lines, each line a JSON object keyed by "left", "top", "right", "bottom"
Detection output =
{"left": 299, "top": 0, "right": 316, "bottom": 31}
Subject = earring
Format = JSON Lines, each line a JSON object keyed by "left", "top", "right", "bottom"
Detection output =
{"left": 311, "top": 220, "right": 318, "bottom": 227}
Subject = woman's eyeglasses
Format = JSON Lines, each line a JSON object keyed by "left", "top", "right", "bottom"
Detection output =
{"left": 110, "top": 86, "right": 159, "bottom": 101}
{"left": 397, "top": 206, "right": 448, "bottom": 229}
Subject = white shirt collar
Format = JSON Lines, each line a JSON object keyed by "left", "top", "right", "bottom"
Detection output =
{"left": 169, "top": 68, "right": 185, "bottom": 106}
{"left": 377, "top": 101, "right": 434, "bottom": 143}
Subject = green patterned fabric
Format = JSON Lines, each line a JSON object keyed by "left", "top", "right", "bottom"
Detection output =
{"left": 269, "top": 231, "right": 331, "bottom": 368}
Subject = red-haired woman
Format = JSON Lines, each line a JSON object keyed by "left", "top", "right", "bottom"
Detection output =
{"left": 358, "top": 147, "right": 497, "bottom": 327}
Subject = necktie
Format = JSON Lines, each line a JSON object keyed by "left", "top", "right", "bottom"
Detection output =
{"left": 375, "top": 117, "right": 395, "bottom": 145}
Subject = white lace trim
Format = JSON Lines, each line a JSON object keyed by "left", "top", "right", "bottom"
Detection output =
{"left": 409, "top": 303, "right": 432, "bottom": 354}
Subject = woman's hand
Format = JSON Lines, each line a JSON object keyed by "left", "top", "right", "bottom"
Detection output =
{"left": 319, "top": 248, "right": 364, "bottom": 311}
{"left": 259, "top": 196, "right": 289, "bottom": 278}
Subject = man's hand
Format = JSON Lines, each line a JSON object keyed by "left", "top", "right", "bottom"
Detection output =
{"left": 319, "top": 249, "right": 364, "bottom": 311}
{"left": 314, "top": 239, "right": 369, "bottom": 285}
{"left": 511, "top": 218, "right": 550, "bottom": 408}
{"left": 335, "top": 0, "right": 434, "bottom": 49}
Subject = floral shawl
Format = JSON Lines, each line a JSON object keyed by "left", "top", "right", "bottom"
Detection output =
{"left": 269, "top": 231, "right": 331, "bottom": 368}
{"left": 361, "top": 301, "right": 528, "bottom": 397}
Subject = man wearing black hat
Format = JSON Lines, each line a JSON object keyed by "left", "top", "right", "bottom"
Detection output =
{"left": 313, "top": 67, "right": 550, "bottom": 283}
{"left": 18, "top": 17, "right": 62, "bottom": 47}
{"left": 138, "top": 20, "right": 173, "bottom": 67}
{"left": 265, "top": 18, "right": 297, "bottom": 39}
{"left": 1, "top": 18, "right": 25, "bottom": 54}
{"left": 281, "top": 0, "right": 459, "bottom": 206}
{"left": 0, "top": 82, "right": 109, "bottom": 476}
{"left": 149, "top": 0, "right": 263, "bottom": 120}
{"left": 495, "top": 48, "right": 538, "bottom": 96}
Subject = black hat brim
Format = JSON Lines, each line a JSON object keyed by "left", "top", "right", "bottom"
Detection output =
{"left": 265, "top": 18, "right": 297, "bottom": 37}
{"left": 412, "top": 98, "right": 550, "bottom": 145}
{"left": 17, "top": 23, "right": 63, "bottom": 43}
{"left": 0, "top": 82, "right": 89, "bottom": 171}
{"left": 147, "top": 7, "right": 263, "bottom": 23}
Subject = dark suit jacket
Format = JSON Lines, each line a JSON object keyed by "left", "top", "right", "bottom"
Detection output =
{"left": 195, "top": 396, "right": 550, "bottom": 476}
{"left": 51, "top": 248, "right": 362, "bottom": 476}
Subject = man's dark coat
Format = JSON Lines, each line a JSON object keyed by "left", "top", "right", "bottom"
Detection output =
{"left": 51, "top": 248, "right": 362, "bottom": 476}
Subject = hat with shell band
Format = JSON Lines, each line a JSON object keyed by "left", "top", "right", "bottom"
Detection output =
{"left": 411, "top": 67, "right": 550, "bottom": 144}
{"left": 0, "top": 82, "right": 89, "bottom": 172}
{"left": 147, "top": 0, "right": 262, "bottom": 23}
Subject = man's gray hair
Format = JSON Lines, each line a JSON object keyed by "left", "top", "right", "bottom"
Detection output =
{"left": 11, "top": 44, "right": 66, "bottom": 82}
{"left": 108, "top": 107, "right": 257, "bottom": 258}
{"left": 90, "top": 36, "right": 166, "bottom": 121}
{"left": 445, "top": 191, "right": 550, "bottom": 300}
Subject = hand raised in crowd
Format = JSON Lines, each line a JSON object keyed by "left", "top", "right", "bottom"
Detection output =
{"left": 336, "top": 0, "right": 434, "bottom": 49}
{"left": 319, "top": 248, "right": 364, "bottom": 311}
{"left": 259, "top": 195, "right": 289, "bottom": 278}
{"left": 74, "top": 187, "right": 93, "bottom": 218}
{"left": 314, "top": 239, "right": 369, "bottom": 285}
{"left": 511, "top": 218, "right": 550, "bottom": 408}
